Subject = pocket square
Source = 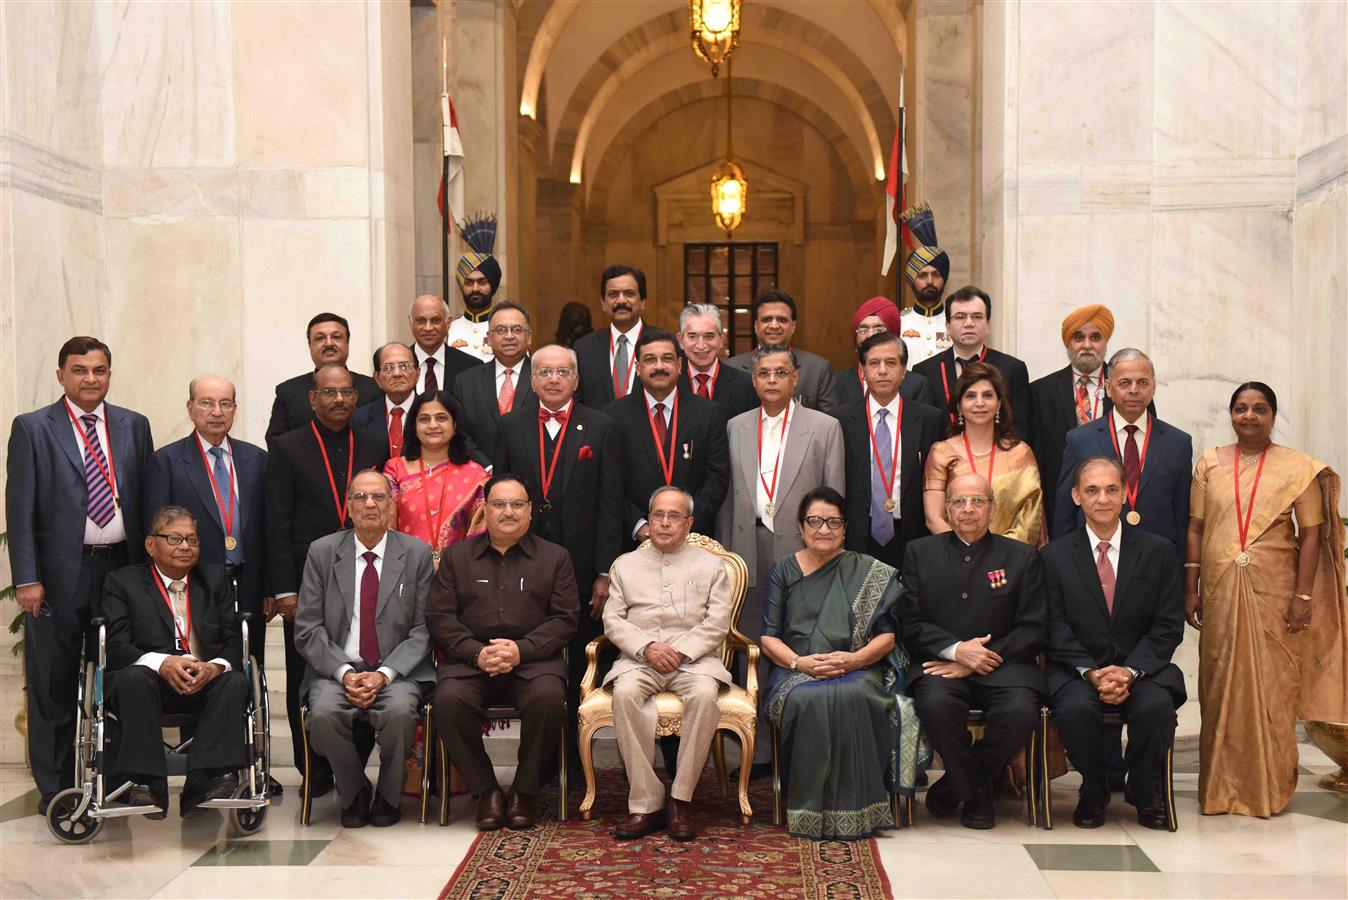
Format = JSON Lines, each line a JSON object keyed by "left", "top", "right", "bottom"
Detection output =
{"left": 578, "top": 445, "right": 594, "bottom": 461}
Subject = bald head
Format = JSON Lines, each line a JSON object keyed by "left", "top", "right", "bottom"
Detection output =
{"left": 945, "top": 473, "right": 995, "bottom": 542}
{"left": 187, "top": 374, "right": 237, "bottom": 444}
{"left": 409, "top": 294, "right": 451, "bottom": 353}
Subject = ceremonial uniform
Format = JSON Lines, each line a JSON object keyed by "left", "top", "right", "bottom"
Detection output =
{"left": 446, "top": 312, "right": 493, "bottom": 363}
{"left": 900, "top": 304, "right": 952, "bottom": 366}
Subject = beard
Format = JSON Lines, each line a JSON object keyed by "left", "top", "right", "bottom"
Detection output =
{"left": 463, "top": 289, "right": 492, "bottom": 311}
{"left": 917, "top": 284, "right": 943, "bottom": 304}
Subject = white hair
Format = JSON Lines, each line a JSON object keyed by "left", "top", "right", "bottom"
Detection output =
{"left": 679, "top": 304, "right": 723, "bottom": 333}
{"left": 532, "top": 343, "right": 579, "bottom": 370}
{"left": 1108, "top": 347, "right": 1155, "bottom": 377}
{"left": 648, "top": 485, "right": 694, "bottom": 517}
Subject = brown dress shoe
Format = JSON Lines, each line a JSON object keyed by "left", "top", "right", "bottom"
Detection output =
{"left": 612, "top": 809, "right": 666, "bottom": 840}
{"left": 667, "top": 797, "right": 697, "bottom": 841}
{"left": 475, "top": 788, "right": 506, "bottom": 831}
{"left": 505, "top": 790, "right": 537, "bottom": 829}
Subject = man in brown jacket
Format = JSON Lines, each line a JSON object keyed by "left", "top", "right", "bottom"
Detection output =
{"left": 426, "top": 473, "right": 579, "bottom": 831}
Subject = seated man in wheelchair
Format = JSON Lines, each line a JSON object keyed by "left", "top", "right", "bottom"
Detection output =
{"left": 101, "top": 505, "right": 248, "bottom": 818}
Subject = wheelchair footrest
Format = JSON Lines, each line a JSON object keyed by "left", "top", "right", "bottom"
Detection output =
{"left": 197, "top": 797, "right": 270, "bottom": 810}
{"left": 92, "top": 804, "right": 165, "bottom": 820}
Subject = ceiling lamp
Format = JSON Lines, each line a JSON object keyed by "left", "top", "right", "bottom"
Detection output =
{"left": 710, "top": 60, "right": 747, "bottom": 237}
{"left": 689, "top": 0, "right": 740, "bottom": 77}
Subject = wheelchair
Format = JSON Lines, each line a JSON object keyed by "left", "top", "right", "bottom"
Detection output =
{"left": 46, "top": 613, "right": 272, "bottom": 844}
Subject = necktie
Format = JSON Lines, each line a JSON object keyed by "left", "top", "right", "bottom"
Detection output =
{"left": 1075, "top": 374, "right": 1092, "bottom": 424}
{"left": 652, "top": 401, "right": 668, "bottom": 448}
{"left": 695, "top": 373, "right": 711, "bottom": 399}
{"left": 870, "top": 409, "right": 895, "bottom": 545}
{"left": 614, "top": 335, "right": 630, "bottom": 396}
{"left": 388, "top": 407, "right": 404, "bottom": 457}
{"left": 498, "top": 368, "right": 515, "bottom": 415}
{"left": 170, "top": 579, "right": 198, "bottom": 657}
{"left": 208, "top": 446, "right": 242, "bottom": 562}
{"left": 1123, "top": 424, "right": 1141, "bottom": 496}
{"left": 424, "top": 357, "right": 438, "bottom": 394}
{"left": 359, "top": 550, "right": 380, "bottom": 668}
{"left": 81, "top": 413, "right": 116, "bottom": 527}
{"left": 1096, "top": 541, "right": 1116, "bottom": 614}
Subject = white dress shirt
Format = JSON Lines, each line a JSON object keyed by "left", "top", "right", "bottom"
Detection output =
{"left": 385, "top": 394, "right": 413, "bottom": 428}
{"left": 756, "top": 401, "right": 795, "bottom": 531}
{"left": 1111, "top": 407, "right": 1149, "bottom": 443}
{"left": 414, "top": 344, "right": 448, "bottom": 395}
{"left": 540, "top": 399, "right": 573, "bottom": 440}
{"left": 67, "top": 400, "right": 128, "bottom": 545}
{"left": 135, "top": 566, "right": 232, "bottom": 675}
{"left": 609, "top": 321, "right": 643, "bottom": 395}
{"left": 867, "top": 393, "right": 904, "bottom": 519}
{"left": 335, "top": 532, "right": 398, "bottom": 684}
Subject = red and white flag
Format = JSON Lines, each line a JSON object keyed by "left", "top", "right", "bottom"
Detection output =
{"left": 881, "top": 89, "right": 911, "bottom": 276}
{"left": 437, "top": 93, "right": 464, "bottom": 225}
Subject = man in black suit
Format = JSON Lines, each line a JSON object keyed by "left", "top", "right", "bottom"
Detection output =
{"left": 265, "top": 313, "right": 382, "bottom": 445}
{"left": 901, "top": 473, "right": 1046, "bottom": 829}
{"left": 409, "top": 294, "right": 481, "bottom": 395}
{"left": 266, "top": 364, "right": 389, "bottom": 789}
{"left": 574, "top": 264, "right": 646, "bottom": 409}
{"left": 102, "top": 506, "right": 248, "bottom": 817}
{"left": 6, "top": 336, "right": 154, "bottom": 811}
{"left": 912, "top": 286, "right": 1031, "bottom": 440}
{"left": 675, "top": 304, "right": 756, "bottom": 418}
{"left": 352, "top": 342, "right": 418, "bottom": 458}
{"left": 1044, "top": 457, "right": 1185, "bottom": 830}
{"left": 453, "top": 301, "right": 535, "bottom": 465}
{"left": 837, "top": 332, "right": 943, "bottom": 569}
{"left": 727, "top": 290, "right": 837, "bottom": 413}
{"left": 604, "top": 328, "right": 729, "bottom": 548}
{"left": 493, "top": 344, "right": 622, "bottom": 759}
{"left": 832, "top": 297, "right": 939, "bottom": 409}
{"left": 1053, "top": 349, "right": 1192, "bottom": 556}
{"left": 1028, "top": 305, "right": 1115, "bottom": 524}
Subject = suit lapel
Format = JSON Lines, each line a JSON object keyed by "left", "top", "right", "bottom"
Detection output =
{"left": 1113, "top": 525, "right": 1138, "bottom": 609}
{"left": 332, "top": 537, "right": 356, "bottom": 631}
{"left": 1054, "top": 367, "right": 1078, "bottom": 428}
{"left": 106, "top": 407, "right": 134, "bottom": 497}
{"left": 376, "top": 537, "right": 405, "bottom": 617}
{"left": 1072, "top": 528, "right": 1112, "bottom": 620}
{"left": 47, "top": 402, "right": 86, "bottom": 476}
{"left": 1137, "top": 418, "right": 1162, "bottom": 496}
{"left": 145, "top": 566, "right": 177, "bottom": 635}
{"left": 898, "top": 401, "right": 921, "bottom": 496}
{"left": 735, "top": 414, "right": 758, "bottom": 499}
{"left": 776, "top": 413, "right": 811, "bottom": 498}
{"left": 180, "top": 437, "right": 224, "bottom": 531}
{"left": 236, "top": 445, "right": 259, "bottom": 535}
{"left": 557, "top": 404, "right": 583, "bottom": 495}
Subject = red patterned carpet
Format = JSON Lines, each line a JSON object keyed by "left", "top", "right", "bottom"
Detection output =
{"left": 439, "top": 770, "right": 893, "bottom": 899}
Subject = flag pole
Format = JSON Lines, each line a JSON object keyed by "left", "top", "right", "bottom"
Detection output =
{"left": 896, "top": 103, "right": 905, "bottom": 308}
{"left": 440, "top": 32, "right": 451, "bottom": 307}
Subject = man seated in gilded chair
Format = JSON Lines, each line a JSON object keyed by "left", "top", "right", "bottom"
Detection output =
{"left": 603, "top": 486, "right": 734, "bottom": 841}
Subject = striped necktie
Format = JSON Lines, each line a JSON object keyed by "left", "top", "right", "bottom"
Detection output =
{"left": 81, "top": 414, "right": 116, "bottom": 526}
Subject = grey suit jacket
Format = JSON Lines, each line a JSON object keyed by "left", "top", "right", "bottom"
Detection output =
{"left": 602, "top": 542, "right": 734, "bottom": 686}
{"left": 717, "top": 404, "right": 845, "bottom": 584}
{"left": 728, "top": 348, "right": 838, "bottom": 413}
{"left": 295, "top": 528, "right": 436, "bottom": 698}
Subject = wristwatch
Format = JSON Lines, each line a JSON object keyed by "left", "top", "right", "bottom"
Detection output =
{"left": 790, "top": 655, "right": 799, "bottom": 671}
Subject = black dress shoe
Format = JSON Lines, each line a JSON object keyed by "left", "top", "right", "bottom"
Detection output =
{"left": 181, "top": 772, "right": 238, "bottom": 817}
{"left": 924, "top": 777, "right": 959, "bottom": 820}
{"left": 370, "top": 793, "right": 401, "bottom": 827}
{"left": 340, "top": 782, "right": 373, "bottom": 828}
{"left": 126, "top": 783, "right": 169, "bottom": 820}
{"left": 1072, "top": 796, "right": 1108, "bottom": 829}
{"left": 38, "top": 792, "right": 56, "bottom": 817}
{"left": 476, "top": 788, "right": 506, "bottom": 831}
{"left": 268, "top": 776, "right": 284, "bottom": 796}
{"left": 1136, "top": 804, "right": 1169, "bottom": 830}
{"left": 960, "top": 786, "right": 996, "bottom": 830}
{"left": 612, "top": 810, "right": 666, "bottom": 840}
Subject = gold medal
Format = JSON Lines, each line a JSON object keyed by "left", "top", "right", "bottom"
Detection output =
{"left": 883, "top": 498, "right": 897, "bottom": 513}
{"left": 1125, "top": 510, "right": 1141, "bottom": 526}
{"left": 224, "top": 535, "right": 238, "bottom": 551}
{"left": 1235, "top": 552, "right": 1250, "bottom": 567}
{"left": 763, "top": 502, "right": 776, "bottom": 517}
{"left": 432, "top": 550, "right": 441, "bottom": 564}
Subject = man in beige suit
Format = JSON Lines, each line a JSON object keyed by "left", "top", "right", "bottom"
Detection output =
{"left": 603, "top": 486, "right": 733, "bottom": 842}
{"left": 718, "top": 345, "right": 845, "bottom": 773}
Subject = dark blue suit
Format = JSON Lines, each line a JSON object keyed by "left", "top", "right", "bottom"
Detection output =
{"left": 351, "top": 399, "right": 393, "bottom": 453}
{"left": 142, "top": 434, "right": 268, "bottom": 646}
{"left": 1052, "top": 416, "right": 1192, "bottom": 556}
{"left": 5, "top": 399, "right": 154, "bottom": 795}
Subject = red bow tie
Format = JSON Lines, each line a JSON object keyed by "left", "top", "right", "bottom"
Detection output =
{"left": 539, "top": 408, "right": 569, "bottom": 424}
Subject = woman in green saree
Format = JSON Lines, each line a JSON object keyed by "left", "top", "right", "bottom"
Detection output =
{"left": 760, "top": 487, "right": 927, "bottom": 840}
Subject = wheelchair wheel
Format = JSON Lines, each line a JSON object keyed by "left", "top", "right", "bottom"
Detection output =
{"left": 228, "top": 784, "right": 267, "bottom": 836}
{"left": 46, "top": 788, "right": 104, "bottom": 845}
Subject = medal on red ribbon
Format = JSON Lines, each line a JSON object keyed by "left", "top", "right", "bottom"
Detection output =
{"left": 866, "top": 396, "right": 903, "bottom": 513}
{"left": 1232, "top": 445, "right": 1268, "bottom": 567}
{"left": 1108, "top": 413, "right": 1154, "bottom": 527}
{"left": 757, "top": 403, "right": 791, "bottom": 518}
{"left": 195, "top": 439, "right": 237, "bottom": 551}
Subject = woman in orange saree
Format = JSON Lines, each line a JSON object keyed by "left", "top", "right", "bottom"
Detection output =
{"left": 1186, "top": 382, "right": 1346, "bottom": 817}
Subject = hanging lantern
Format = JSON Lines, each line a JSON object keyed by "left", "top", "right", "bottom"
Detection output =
{"left": 710, "top": 159, "right": 747, "bottom": 238}
{"left": 689, "top": 0, "right": 740, "bottom": 77}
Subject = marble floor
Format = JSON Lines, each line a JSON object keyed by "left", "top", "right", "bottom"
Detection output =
{"left": 1, "top": 744, "right": 1344, "bottom": 900}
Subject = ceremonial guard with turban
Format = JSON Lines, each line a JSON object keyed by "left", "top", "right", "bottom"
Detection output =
{"left": 898, "top": 203, "right": 952, "bottom": 366}
{"left": 449, "top": 214, "right": 502, "bottom": 362}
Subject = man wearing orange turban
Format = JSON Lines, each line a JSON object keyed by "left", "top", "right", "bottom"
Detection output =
{"left": 831, "top": 296, "right": 940, "bottom": 409}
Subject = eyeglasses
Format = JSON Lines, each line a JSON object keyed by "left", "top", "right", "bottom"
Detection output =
{"left": 152, "top": 533, "right": 200, "bottom": 547}
{"left": 649, "top": 511, "right": 688, "bottom": 523}
{"left": 534, "top": 367, "right": 575, "bottom": 379}
{"left": 194, "top": 399, "right": 236, "bottom": 412}
{"left": 947, "top": 496, "right": 992, "bottom": 510}
{"left": 379, "top": 361, "right": 416, "bottom": 373}
{"left": 490, "top": 325, "right": 530, "bottom": 336}
{"left": 313, "top": 388, "right": 359, "bottom": 399}
{"left": 487, "top": 499, "right": 531, "bottom": 511}
{"left": 349, "top": 492, "right": 390, "bottom": 504}
{"left": 753, "top": 368, "right": 797, "bottom": 381}
{"left": 803, "top": 516, "right": 845, "bottom": 531}
{"left": 855, "top": 325, "right": 889, "bottom": 338}
{"left": 949, "top": 313, "right": 986, "bottom": 324}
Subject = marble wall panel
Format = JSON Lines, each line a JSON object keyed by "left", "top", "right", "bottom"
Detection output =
{"left": 1154, "top": 0, "right": 1296, "bottom": 162}
{"left": 1016, "top": 0, "right": 1153, "bottom": 167}
{"left": 1152, "top": 158, "right": 1294, "bottom": 212}
{"left": 97, "top": 0, "right": 234, "bottom": 168}
{"left": 233, "top": 0, "right": 369, "bottom": 168}
{"left": 103, "top": 168, "right": 238, "bottom": 218}
{"left": 1296, "top": 0, "right": 1348, "bottom": 157}
{"left": 102, "top": 217, "right": 241, "bottom": 443}
{"left": 917, "top": 4, "right": 976, "bottom": 287}
{"left": 240, "top": 169, "right": 371, "bottom": 220}
{"left": 238, "top": 219, "right": 372, "bottom": 444}
{"left": 1, "top": 0, "right": 101, "bottom": 162}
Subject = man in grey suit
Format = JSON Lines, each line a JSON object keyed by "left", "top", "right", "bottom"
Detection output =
{"left": 295, "top": 469, "right": 435, "bottom": 828}
{"left": 718, "top": 345, "right": 844, "bottom": 771}
{"left": 6, "top": 336, "right": 154, "bottom": 812}
{"left": 728, "top": 290, "right": 837, "bottom": 413}
{"left": 604, "top": 487, "right": 734, "bottom": 842}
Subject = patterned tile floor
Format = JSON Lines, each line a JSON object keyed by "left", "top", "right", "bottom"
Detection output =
{"left": 1, "top": 744, "right": 1345, "bottom": 899}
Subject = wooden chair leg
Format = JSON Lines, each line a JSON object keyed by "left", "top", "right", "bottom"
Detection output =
{"left": 1165, "top": 746, "right": 1178, "bottom": 832}
{"left": 770, "top": 723, "right": 783, "bottom": 828}
{"left": 557, "top": 722, "right": 567, "bottom": 822}
{"left": 438, "top": 741, "right": 451, "bottom": 827}
{"left": 736, "top": 729, "right": 754, "bottom": 824}
{"left": 1025, "top": 726, "right": 1038, "bottom": 827}
{"left": 299, "top": 706, "right": 312, "bottom": 827}
{"left": 1040, "top": 707, "right": 1054, "bottom": 830}
{"left": 419, "top": 706, "right": 433, "bottom": 825}
{"left": 578, "top": 724, "right": 599, "bottom": 821}
{"left": 712, "top": 731, "right": 729, "bottom": 798}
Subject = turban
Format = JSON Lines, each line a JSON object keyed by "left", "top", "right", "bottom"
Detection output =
{"left": 901, "top": 202, "right": 950, "bottom": 288}
{"left": 852, "top": 296, "right": 903, "bottom": 335}
{"left": 1060, "top": 304, "right": 1115, "bottom": 346}
{"left": 455, "top": 213, "right": 501, "bottom": 295}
